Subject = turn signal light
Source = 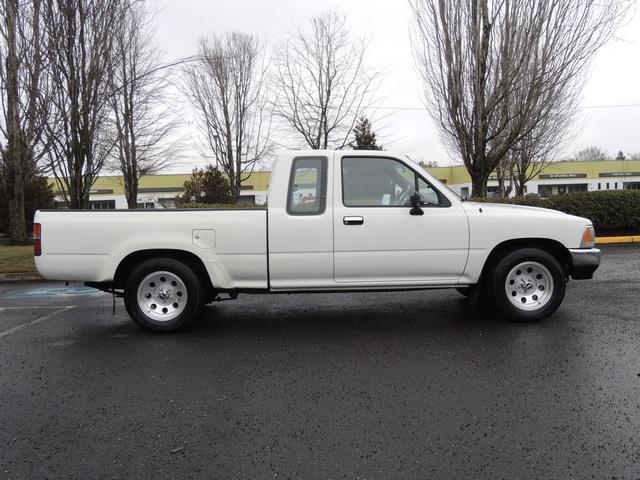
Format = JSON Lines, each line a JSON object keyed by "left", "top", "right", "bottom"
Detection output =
{"left": 33, "top": 223, "right": 41, "bottom": 257}
{"left": 580, "top": 225, "right": 595, "bottom": 248}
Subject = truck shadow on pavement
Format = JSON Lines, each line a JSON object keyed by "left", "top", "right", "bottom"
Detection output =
{"left": 79, "top": 291, "right": 566, "bottom": 343}
{"left": 76, "top": 293, "right": 580, "bottom": 385}
{"left": 173, "top": 294, "right": 555, "bottom": 339}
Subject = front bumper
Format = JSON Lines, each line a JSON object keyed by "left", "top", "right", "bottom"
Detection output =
{"left": 568, "top": 248, "right": 601, "bottom": 280}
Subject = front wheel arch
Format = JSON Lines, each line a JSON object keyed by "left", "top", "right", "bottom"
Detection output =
{"left": 479, "top": 238, "right": 571, "bottom": 286}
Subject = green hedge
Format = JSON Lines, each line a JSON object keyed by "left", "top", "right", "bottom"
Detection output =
{"left": 472, "top": 190, "right": 640, "bottom": 234}
{"left": 176, "top": 202, "right": 266, "bottom": 209}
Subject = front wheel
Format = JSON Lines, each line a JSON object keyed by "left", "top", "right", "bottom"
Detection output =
{"left": 490, "top": 248, "right": 566, "bottom": 322}
{"left": 124, "top": 258, "right": 204, "bottom": 332}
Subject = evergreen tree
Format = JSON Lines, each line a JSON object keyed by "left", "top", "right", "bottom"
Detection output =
{"left": 350, "top": 117, "right": 383, "bottom": 150}
{"left": 177, "top": 166, "right": 235, "bottom": 205}
{"left": 615, "top": 151, "right": 626, "bottom": 160}
{"left": 0, "top": 174, "right": 54, "bottom": 237}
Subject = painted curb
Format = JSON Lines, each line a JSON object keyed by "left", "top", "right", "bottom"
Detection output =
{"left": 596, "top": 236, "right": 640, "bottom": 245}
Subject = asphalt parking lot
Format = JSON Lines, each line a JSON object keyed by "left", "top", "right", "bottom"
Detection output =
{"left": 1, "top": 245, "right": 639, "bottom": 479}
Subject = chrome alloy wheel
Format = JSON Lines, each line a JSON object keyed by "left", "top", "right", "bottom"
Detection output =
{"left": 136, "top": 271, "right": 188, "bottom": 322}
{"left": 504, "top": 261, "right": 554, "bottom": 312}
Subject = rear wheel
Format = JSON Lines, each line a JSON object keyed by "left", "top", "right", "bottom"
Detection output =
{"left": 124, "top": 258, "right": 204, "bottom": 332}
{"left": 490, "top": 248, "right": 565, "bottom": 322}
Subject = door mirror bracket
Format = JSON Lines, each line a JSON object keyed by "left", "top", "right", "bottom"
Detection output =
{"left": 409, "top": 192, "right": 424, "bottom": 216}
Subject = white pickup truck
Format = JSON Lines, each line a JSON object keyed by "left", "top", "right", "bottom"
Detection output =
{"left": 34, "top": 150, "right": 600, "bottom": 331}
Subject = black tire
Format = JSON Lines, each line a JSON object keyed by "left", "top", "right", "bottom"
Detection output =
{"left": 490, "top": 248, "right": 565, "bottom": 322}
{"left": 124, "top": 258, "right": 204, "bottom": 332}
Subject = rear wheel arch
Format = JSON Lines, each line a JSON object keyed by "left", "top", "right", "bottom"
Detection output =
{"left": 113, "top": 249, "right": 215, "bottom": 298}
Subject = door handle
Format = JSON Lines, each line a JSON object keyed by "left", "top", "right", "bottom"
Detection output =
{"left": 343, "top": 216, "right": 364, "bottom": 225}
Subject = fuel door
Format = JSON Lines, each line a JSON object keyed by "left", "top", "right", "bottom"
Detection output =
{"left": 192, "top": 229, "right": 215, "bottom": 249}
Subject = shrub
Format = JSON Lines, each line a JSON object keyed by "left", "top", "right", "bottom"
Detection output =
{"left": 176, "top": 166, "right": 235, "bottom": 206}
{"left": 176, "top": 202, "right": 264, "bottom": 209}
{"left": 471, "top": 190, "right": 640, "bottom": 234}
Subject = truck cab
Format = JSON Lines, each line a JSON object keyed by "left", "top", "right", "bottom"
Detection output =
{"left": 267, "top": 151, "right": 468, "bottom": 289}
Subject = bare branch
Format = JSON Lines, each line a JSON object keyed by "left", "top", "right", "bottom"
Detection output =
{"left": 271, "top": 9, "right": 378, "bottom": 150}
{"left": 41, "top": 0, "right": 125, "bottom": 209}
{"left": 0, "top": 0, "right": 52, "bottom": 240}
{"left": 183, "top": 32, "right": 272, "bottom": 199}
{"left": 410, "top": 0, "right": 631, "bottom": 197}
{"left": 106, "top": 1, "right": 183, "bottom": 209}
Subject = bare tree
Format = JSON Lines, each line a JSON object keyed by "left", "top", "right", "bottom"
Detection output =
{"left": 498, "top": 95, "right": 579, "bottom": 197}
{"left": 0, "top": 0, "right": 50, "bottom": 241}
{"left": 410, "top": 0, "right": 629, "bottom": 197}
{"left": 494, "top": 156, "right": 514, "bottom": 199}
{"left": 573, "top": 145, "right": 610, "bottom": 162}
{"left": 509, "top": 135, "right": 563, "bottom": 197}
{"left": 272, "top": 9, "right": 377, "bottom": 150}
{"left": 108, "top": 2, "right": 181, "bottom": 209}
{"left": 42, "top": 0, "right": 125, "bottom": 209}
{"left": 509, "top": 59, "right": 582, "bottom": 196}
{"left": 184, "top": 32, "right": 270, "bottom": 200}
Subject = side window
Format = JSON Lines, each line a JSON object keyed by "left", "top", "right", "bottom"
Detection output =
{"left": 287, "top": 157, "right": 327, "bottom": 215}
{"left": 342, "top": 157, "right": 417, "bottom": 207}
{"left": 342, "top": 156, "right": 445, "bottom": 207}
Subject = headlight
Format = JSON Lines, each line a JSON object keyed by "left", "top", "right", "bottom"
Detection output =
{"left": 580, "top": 225, "right": 596, "bottom": 248}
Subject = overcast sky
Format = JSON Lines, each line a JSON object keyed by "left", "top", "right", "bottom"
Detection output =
{"left": 153, "top": 0, "right": 640, "bottom": 170}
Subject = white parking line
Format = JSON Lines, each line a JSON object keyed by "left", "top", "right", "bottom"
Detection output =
{"left": 0, "top": 306, "right": 76, "bottom": 339}
{"left": 0, "top": 306, "right": 75, "bottom": 310}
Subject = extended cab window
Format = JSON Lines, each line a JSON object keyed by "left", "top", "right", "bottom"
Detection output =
{"left": 342, "top": 156, "right": 444, "bottom": 207}
{"left": 287, "top": 157, "right": 327, "bottom": 215}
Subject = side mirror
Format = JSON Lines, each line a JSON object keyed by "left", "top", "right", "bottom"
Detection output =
{"left": 409, "top": 192, "right": 424, "bottom": 216}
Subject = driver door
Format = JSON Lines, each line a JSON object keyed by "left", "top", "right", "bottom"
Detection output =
{"left": 332, "top": 155, "right": 469, "bottom": 285}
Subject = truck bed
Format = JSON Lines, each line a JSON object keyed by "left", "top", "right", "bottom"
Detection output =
{"left": 34, "top": 209, "right": 269, "bottom": 290}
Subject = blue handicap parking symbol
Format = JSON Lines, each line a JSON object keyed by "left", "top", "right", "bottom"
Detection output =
{"left": 9, "top": 286, "right": 106, "bottom": 299}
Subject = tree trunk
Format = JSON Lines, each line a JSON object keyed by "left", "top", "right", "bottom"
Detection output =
{"left": 515, "top": 174, "right": 527, "bottom": 196}
{"left": 4, "top": 0, "right": 28, "bottom": 242}
{"left": 496, "top": 168, "right": 505, "bottom": 198}
{"left": 5, "top": 156, "right": 27, "bottom": 242}
{"left": 125, "top": 178, "right": 138, "bottom": 209}
{"left": 504, "top": 181, "right": 513, "bottom": 198}
{"left": 228, "top": 171, "right": 240, "bottom": 203}
{"left": 7, "top": 178, "right": 26, "bottom": 242}
{"left": 471, "top": 174, "right": 488, "bottom": 198}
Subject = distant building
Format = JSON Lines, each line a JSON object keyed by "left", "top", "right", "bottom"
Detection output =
{"left": 49, "top": 159, "right": 640, "bottom": 209}
{"left": 49, "top": 172, "right": 271, "bottom": 209}
{"left": 428, "top": 159, "right": 640, "bottom": 198}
